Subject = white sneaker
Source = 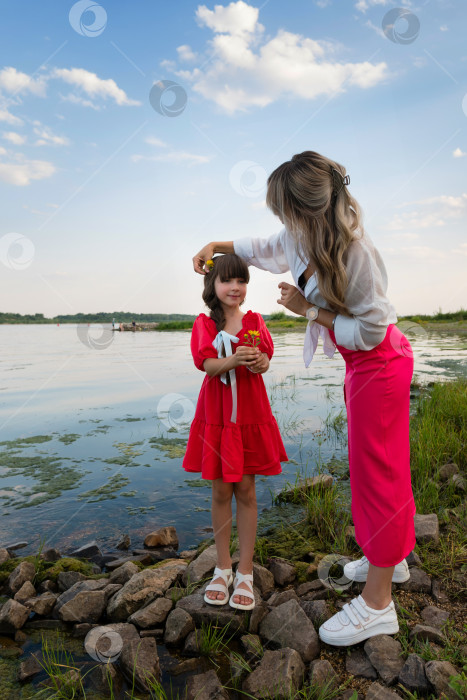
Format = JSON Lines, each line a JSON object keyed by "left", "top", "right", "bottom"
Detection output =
{"left": 318, "top": 594, "right": 399, "bottom": 646}
{"left": 344, "top": 556, "right": 410, "bottom": 583}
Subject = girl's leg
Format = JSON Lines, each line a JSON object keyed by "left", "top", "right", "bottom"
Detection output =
{"left": 232, "top": 474, "right": 257, "bottom": 606}
{"left": 206, "top": 478, "right": 234, "bottom": 601}
{"left": 362, "top": 564, "right": 395, "bottom": 609}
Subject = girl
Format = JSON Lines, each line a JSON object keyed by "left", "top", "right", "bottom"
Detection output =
{"left": 192, "top": 151, "right": 416, "bottom": 646}
{"left": 183, "top": 253, "right": 288, "bottom": 610}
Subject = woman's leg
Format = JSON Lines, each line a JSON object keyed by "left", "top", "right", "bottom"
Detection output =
{"left": 233, "top": 474, "right": 257, "bottom": 606}
{"left": 205, "top": 478, "right": 234, "bottom": 601}
{"left": 362, "top": 564, "right": 395, "bottom": 609}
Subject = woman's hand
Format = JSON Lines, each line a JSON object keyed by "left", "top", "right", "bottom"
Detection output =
{"left": 193, "top": 242, "right": 215, "bottom": 275}
{"left": 277, "top": 282, "right": 308, "bottom": 316}
{"left": 233, "top": 345, "right": 261, "bottom": 367}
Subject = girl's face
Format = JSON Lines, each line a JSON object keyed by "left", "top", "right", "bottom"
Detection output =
{"left": 214, "top": 274, "right": 247, "bottom": 310}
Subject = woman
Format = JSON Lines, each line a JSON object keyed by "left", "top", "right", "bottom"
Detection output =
{"left": 192, "top": 150, "right": 416, "bottom": 647}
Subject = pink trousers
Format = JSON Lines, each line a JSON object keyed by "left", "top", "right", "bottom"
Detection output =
{"left": 329, "top": 324, "right": 416, "bottom": 567}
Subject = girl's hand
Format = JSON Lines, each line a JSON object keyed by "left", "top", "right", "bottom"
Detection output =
{"left": 193, "top": 243, "right": 215, "bottom": 275}
{"left": 277, "top": 282, "right": 307, "bottom": 316}
{"left": 248, "top": 352, "right": 269, "bottom": 373}
{"left": 234, "top": 345, "right": 261, "bottom": 367}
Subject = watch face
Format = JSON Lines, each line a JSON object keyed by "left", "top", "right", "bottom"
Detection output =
{"left": 307, "top": 307, "right": 318, "bottom": 321}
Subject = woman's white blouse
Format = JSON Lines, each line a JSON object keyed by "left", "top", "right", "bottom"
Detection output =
{"left": 233, "top": 227, "right": 398, "bottom": 366}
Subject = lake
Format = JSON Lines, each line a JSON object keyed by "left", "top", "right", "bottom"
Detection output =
{"left": 0, "top": 323, "right": 466, "bottom": 556}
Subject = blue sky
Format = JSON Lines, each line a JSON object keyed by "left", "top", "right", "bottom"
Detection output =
{"left": 0, "top": 0, "right": 465, "bottom": 318}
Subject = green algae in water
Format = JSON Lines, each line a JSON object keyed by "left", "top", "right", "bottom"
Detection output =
{"left": 57, "top": 433, "right": 81, "bottom": 445}
{"left": 115, "top": 416, "right": 143, "bottom": 422}
{"left": 77, "top": 473, "right": 130, "bottom": 502}
{"left": 149, "top": 436, "right": 187, "bottom": 459}
{"left": 184, "top": 478, "right": 211, "bottom": 488}
{"left": 126, "top": 504, "right": 156, "bottom": 515}
{"left": 0, "top": 435, "right": 53, "bottom": 449}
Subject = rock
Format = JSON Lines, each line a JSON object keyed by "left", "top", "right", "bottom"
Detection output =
{"left": 59, "top": 590, "right": 106, "bottom": 623}
{"left": 176, "top": 583, "right": 252, "bottom": 633}
{"left": 398, "top": 653, "right": 430, "bottom": 694}
{"left": 69, "top": 541, "right": 102, "bottom": 560}
{"left": 365, "top": 682, "right": 400, "bottom": 699}
{"left": 169, "top": 657, "right": 200, "bottom": 676}
{"left": 38, "top": 580, "right": 58, "bottom": 594}
{"left": 4, "top": 541, "right": 28, "bottom": 552}
{"left": 179, "top": 550, "right": 198, "bottom": 562}
{"left": 409, "top": 624, "right": 446, "bottom": 645}
{"left": 252, "top": 563, "right": 275, "bottom": 597}
{"left": 24, "top": 619, "right": 67, "bottom": 631}
{"left": 14, "top": 630, "right": 27, "bottom": 643}
{"left": 399, "top": 567, "right": 432, "bottom": 593}
{"left": 8, "top": 561, "right": 36, "bottom": 594}
{"left": 268, "top": 557, "right": 296, "bottom": 587}
{"left": 438, "top": 463, "right": 459, "bottom": 480}
{"left": 297, "top": 579, "right": 325, "bottom": 597}
{"left": 280, "top": 474, "right": 333, "bottom": 501}
{"left": 449, "top": 473, "right": 466, "bottom": 491}
{"left": 40, "top": 548, "right": 61, "bottom": 562}
{"left": 109, "top": 561, "right": 139, "bottom": 585}
{"left": 414, "top": 513, "right": 439, "bottom": 544}
{"left": 248, "top": 602, "right": 269, "bottom": 634}
{"left": 431, "top": 578, "right": 449, "bottom": 604}
{"left": 425, "top": 660, "right": 460, "bottom": 700}
{"left": 182, "top": 544, "right": 239, "bottom": 586}
{"left": 0, "top": 548, "right": 10, "bottom": 564}
{"left": 0, "top": 599, "right": 30, "bottom": 632}
{"left": 88, "top": 662, "right": 123, "bottom": 695}
{"left": 119, "top": 636, "right": 160, "bottom": 691}
{"left": 363, "top": 635, "right": 404, "bottom": 686}
{"left": 18, "top": 654, "right": 42, "bottom": 682}
{"left": 259, "top": 599, "right": 319, "bottom": 662}
{"left": 133, "top": 547, "right": 179, "bottom": 562}
{"left": 183, "top": 629, "right": 202, "bottom": 656}
{"left": 240, "top": 634, "right": 263, "bottom": 661}
{"left": 25, "top": 592, "right": 57, "bottom": 617}
{"left": 14, "top": 581, "right": 36, "bottom": 603}
{"left": 107, "top": 560, "right": 187, "bottom": 621}
{"left": 103, "top": 583, "right": 122, "bottom": 601}
{"left": 129, "top": 597, "right": 173, "bottom": 628}
{"left": 72, "top": 623, "right": 95, "bottom": 638}
{"left": 308, "top": 659, "right": 338, "bottom": 688}
{"left": 421, "top": 605, "right": 449, "bottom": 629}
{"left": 105, "top": 554, "right": 152, "bottom": 570}
{"left": 54, "top": 579, "right": 107, "bottom": 612}
{"left": 164, "top": 608, "right": 194, "bottom": 646}
{"left": 405, "top": 550, "right": 422, "bottom": 568}
{"left": 116, "top": 534, "right": 131, "bottom": 550}
{"left": 144, "top": 526, "right": 179, "bottom": 549}
{"left": 57, "top": 571, "right": 87, "bottom": 591}
{"left": 242, "top": 648, "right": 305, "bottom": 698}
{"left": 300, "top": 600, "right": 332, "bottom": 626}
{"left": 186, "top": 669, "right": 228, "bottom": 700}
{"left": 267, "top": 589, "right": 299, "bottom": 607}
{"left": 345, "top": 648, "right": 377, "bottom": 679}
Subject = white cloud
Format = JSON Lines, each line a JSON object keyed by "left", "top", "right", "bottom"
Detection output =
{"left": 2, "top": 131, "right": 26, "bottom": 145}
{"left": 453, "top": 147, "right": 466, "bottom": 158}
{"left": 364, "top": 19, "right": 386, "bottom": 39}
{"left": 59, "top": 92, "right": 102, "bottom": 110}
{"left": 451, "top": 243, "right": 467, "bottom": 256}
{"left": 52, "top": 68, "right": 141, "bottom": 106}
{"left": 33, "top": 126, "right": 70, "bottom": 147}
{"left": 131, "top": 150, "right": 212, "bottom": 166}
{"left": 145, "top": 136, "right": 168, "bottom": 147}
{"left": 382, "top": 246, "right": 447, "bottom": 262}
{"left": 440, "top": 25, "right": 448, "bottom": 32}
{"left": 384, "top": 192, "right": 467, "bottom": 234}
{"left": 177, "top": 45, "right": 198, "bottom": 62}
{"left": 0, "top": 108, "right": 23, "bottom": 125}
{"left": 0, "top": 156, "right": 56, "bottom": 186}
{"left": 0, "top": 67, "right": 47, "bottom": 96}
{"left": 0, "top": 146, "right": 6, "bottom": 155}
{"left": 168, "top": 2, "right": 389, "bottom": 114}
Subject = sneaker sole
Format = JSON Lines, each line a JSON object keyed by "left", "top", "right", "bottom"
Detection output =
{"left": 319, "top": 620, "right": 400, "bottom": 647}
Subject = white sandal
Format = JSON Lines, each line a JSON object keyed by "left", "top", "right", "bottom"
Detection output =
{"left": 229, "top": 569, "right": 255, "bottom": 610}
{"left": 203, "top": 566, "right": 233, "bottom": 606}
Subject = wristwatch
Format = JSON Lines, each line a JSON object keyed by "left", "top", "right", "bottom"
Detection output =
{"left": 305, "top": 305, "right": 320, "bottom": 323}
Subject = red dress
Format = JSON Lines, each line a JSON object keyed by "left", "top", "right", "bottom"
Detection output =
{"left": 183, "top": 310, "right": 288, "bottom": 482}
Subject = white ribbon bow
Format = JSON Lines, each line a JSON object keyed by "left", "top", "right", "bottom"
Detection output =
{"left": 212, "top": 330, "right": 240, "bottom": 423}
{"left": 303, "top": 322, "right": 336, "bottom": 368}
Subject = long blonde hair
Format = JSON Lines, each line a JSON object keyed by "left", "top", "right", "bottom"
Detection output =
{"left": 266, "top": 151, "right": 364, "bottom": 316}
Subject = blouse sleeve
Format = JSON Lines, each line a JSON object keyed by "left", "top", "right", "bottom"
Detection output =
{"left": 190, "top": 315, "right": 218, "bottom": 371}
{"left": 256, "top": 313, "right": 274, "bottom": 360}
{"left": 333, "top": 237, "right": 397, "bottom": 351}
{"left": 233, "top": 227, "right": 290, "bottom": 274}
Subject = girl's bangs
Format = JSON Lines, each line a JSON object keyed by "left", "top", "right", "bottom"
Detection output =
{"left": 216, "top": 255, "right": 249, "bottom": 282}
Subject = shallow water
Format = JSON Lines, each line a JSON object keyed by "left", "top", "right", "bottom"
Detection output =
{"left": 0, "top": 323, "right": 465, "bottom": 555}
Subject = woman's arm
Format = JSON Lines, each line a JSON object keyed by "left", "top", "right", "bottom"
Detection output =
{"left": 277, "top": 282, "right": 337, "bottom": 329}
{"left": 193, "top": 230, "right": 289, "bottom": 275}
{"left": 193, "top": 241, "right": 234, "bottom": 274}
